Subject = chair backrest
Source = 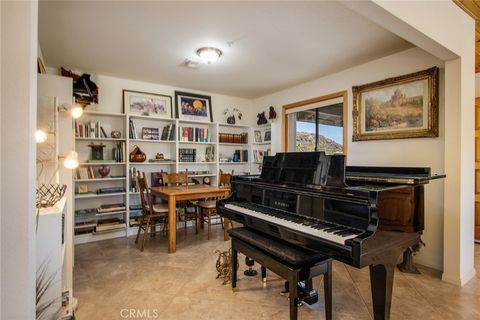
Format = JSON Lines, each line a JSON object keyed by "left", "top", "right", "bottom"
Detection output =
{"left": 162, "top": 170, "right": 188, "bottom": 186}
{"left": 219, "top": 169, "right": 233, "bottom": 187}
{"left": 137, "top": 171, "right": 154, "bottom": 216}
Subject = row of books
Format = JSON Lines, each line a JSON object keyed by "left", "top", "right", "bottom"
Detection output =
{"left": 96, "top": 218, "right": 126, "bottom": 233}
{"left": 233, "top": 149, "right": 249, "bottom": 162}
{"left": 113, "top": 141, "right": 126, "bottom": 162}
{"left": 178, "top": 126, "right": 209, "bottom": 142}
{"left": 75, "top": 120, "right": 110, "bottom": 138}
{"left": 129, "top": 120, "right": 176, "bottom": 141}
{"left": 76, "top": 166, "right": 96, "bottom": 180}
{"left": 178, "top": 148, "right": 196, "bottom": 162}
{"left": 218, "top": 132, "right": 248, "bottom": 144}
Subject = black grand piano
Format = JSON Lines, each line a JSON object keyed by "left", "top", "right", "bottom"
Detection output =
{"left": 217, "top": 152, "right": 445, "bottom": 320}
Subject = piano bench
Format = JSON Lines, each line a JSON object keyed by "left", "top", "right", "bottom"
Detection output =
{"left": 228, "top": 227, "right": 332, "bottom": 320}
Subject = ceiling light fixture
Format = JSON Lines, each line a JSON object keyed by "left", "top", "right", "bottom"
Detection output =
{"left": 196, "top": 47, "right": 222, "bottom": 64}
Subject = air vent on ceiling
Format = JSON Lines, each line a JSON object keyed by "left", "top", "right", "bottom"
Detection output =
{"left": 183, "top": 59, "right": 200, "bottom": 70}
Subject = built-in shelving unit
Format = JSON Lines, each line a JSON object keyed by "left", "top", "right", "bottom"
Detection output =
{"left": 73, "top": 110, "right": 273, "bottom": 244}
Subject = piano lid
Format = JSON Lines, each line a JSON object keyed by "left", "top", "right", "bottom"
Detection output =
{"left": 260, "top": 152, "right": 346, "bottom": 188}
{"left": 346, "top": 166, "right": 446, "bottom": 185}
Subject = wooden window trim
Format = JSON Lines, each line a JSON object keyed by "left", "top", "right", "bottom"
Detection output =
{"left": 281, "top": 90, "right": 348, "bottom": 154}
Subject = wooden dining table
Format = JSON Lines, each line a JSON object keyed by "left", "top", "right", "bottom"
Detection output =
{"left": 150, "top": 184, "right": 231, "bottom": 253}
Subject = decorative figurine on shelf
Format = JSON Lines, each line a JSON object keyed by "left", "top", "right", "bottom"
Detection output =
{"left": 224, "top": 107, "right": 243, "bottom": 124}
{"left": 155, "top": 153, "right": 164, "bottom": 160}
{"left": 129, "top": 145, "right": 146, "bottom": 162}
{"left": 257, "top": 111, "right": 267, "bottom": 125}
{"left": 111, "top": 131, "right": 121, "bottom": 139}
{"left": 88, "top": 142, "right": 106, "bottom": 160}
{"left": 268, "top": 106, "right": 277, "bottom": 120}
{"left": 98, "top": 165, "right": 110, "bottom": 178}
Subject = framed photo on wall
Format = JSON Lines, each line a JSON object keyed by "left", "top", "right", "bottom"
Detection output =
{"left": 174, "top": 91, "right": 213, "bottom": 123}
{"left": 123, "top": 90, "right": 173, "bottom": 119}
{"left": 264, "top": 130, "right": 271, "bottom": 142}
{"left": 352, "top": 67, "right": 439, "bottom": 141}
{"left": 254, "top": 130, "right": 262, "bottom": 143}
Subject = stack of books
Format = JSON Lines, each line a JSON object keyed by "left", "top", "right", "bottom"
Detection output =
{"left": 96, "top": 203, "right": 126, "bottom": 214}
{"left": 95, "top": 218, "right": 126, "bottom": 233}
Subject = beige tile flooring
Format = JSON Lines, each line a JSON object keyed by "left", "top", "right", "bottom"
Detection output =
{"left": 74, "top": 225, "right": 480, "bottom": 320}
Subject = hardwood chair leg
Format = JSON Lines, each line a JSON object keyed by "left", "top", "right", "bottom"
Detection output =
{"left": 141, "top": 219, "right": 150, "bottom": 252}
{"left": 207, "top": 209, "right": 212, "bottom": 240}
{"left": 135, "top": 218, "right": 144, "bottom": 244}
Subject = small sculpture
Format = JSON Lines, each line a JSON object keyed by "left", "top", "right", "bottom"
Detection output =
{"left": 268, "top": 106, "right": 277, "bottom": 120}
{"left": 110, "top": 131, "right": 121, "bottom": 139}
{"left": 257, "top": 112, "right": 267, "bottom": 125}
{"left": 215, "top": 249, "right": 238, "bottom": 285}
{"left": 224, "top": 108, "right": 242, "bottom": 125}
{"left": 98, "top": 165, "right": 110, "bottom": 178}
{"left": 155, "top": 153, "right": 164, "bottom": 160}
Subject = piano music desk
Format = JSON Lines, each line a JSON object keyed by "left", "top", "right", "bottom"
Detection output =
{"left": 150, "top": 184, "right": 230, "bottom": 253}
{"left": 229, "top": 227, "right": 332, "bottom": 320}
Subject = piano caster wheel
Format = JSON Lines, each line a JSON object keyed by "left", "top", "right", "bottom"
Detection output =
{"left": 244, "top": 257, "right": 258, "bottom": 277}
{"left": 262, "top": 277, "right": 267, "bottom": 283}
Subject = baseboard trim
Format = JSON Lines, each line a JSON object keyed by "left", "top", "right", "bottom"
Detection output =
{"left": 442, "top": 268, "right": 476, "bottom": 286}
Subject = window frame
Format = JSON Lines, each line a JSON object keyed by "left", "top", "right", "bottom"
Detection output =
{"left": 282, "top": 90, "right": 348, "bottom": 154}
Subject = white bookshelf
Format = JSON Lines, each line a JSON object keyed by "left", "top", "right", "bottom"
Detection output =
{"left": 250, "top": 123, "right": 272, "bottom": 174}
{"left": 73, "top": 112, "right": 273, "bottom": 244}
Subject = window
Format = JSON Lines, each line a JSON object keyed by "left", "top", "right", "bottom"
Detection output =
{"left": 283, "top": 92, "right": 347, "bottom": 154}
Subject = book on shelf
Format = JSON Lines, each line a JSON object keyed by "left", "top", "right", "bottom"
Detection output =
{"left": 96, "top": 186, "right": 126, "bottom": 194}
{"left": 219, "top": 132, "right": 248, "bottom": 144}
{"left": 112, "top": 141, "right": 126, "bottom": 162}
{"left": 95, "top": 223, "right": 126, "bottom": 233}
{"left": 142, "top": 127, "right": 160, "bottom": 140}
{"left": 129, "top": 203, "right": 143, "bottom": 211}
{"left": 97, "top": 203, "right": 126, "bottom": 213}
{"left": 178, "top": 126, "right": 209, "bottom": 142}
{"left": 75, "top": 208, "right": 97, "bottom": 219}
{"left": 75, "top": 120, "right": 111, "bottom": 138}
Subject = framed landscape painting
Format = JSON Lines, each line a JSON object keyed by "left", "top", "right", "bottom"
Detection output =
{"left": 174, "top": 91, "right": 213, "bottom": 123}
{"left": 352, "top": 67, "right": 439, "bottom": 141}
{"left": 123, "top": 90, "right": 172, "bottom": 119}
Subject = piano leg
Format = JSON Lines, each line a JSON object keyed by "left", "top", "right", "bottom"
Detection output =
{"left": 261, "top": 266, "right": 267, "bottom": 282}
{"left": 369, "top": 263, "right": 395, "bottom": 320}
{"left": 324, "top": 260, "right": 332, "bottom": 320}
{"left": 231, "top": 247, "right": 238, "bottom": 289}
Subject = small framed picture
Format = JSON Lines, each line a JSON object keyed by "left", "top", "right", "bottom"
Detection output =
{"left": 78, "top": 184, "right": 88, "bottom": 194}
{"left": 123, "top": 90, "right": 173, "bottom": 119}
{"left": 174, "top": 91, "right": 213, "bottom": 123}
{"left": 264, "top": 130, "right": 271, "bottom": 142}
{"left": 142, "top": 127, "right": 160, "bottom": 140}
{"left": 254, "top": 130, "right": 262, "bottom": 143}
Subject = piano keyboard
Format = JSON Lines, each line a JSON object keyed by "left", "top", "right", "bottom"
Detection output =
{"left": 224, "top": 203, "right": 363, "bottom": 245}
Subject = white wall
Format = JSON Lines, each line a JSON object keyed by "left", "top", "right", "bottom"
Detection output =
{"left": 1, "top": 1, "right": 38, "bottom": 319}
{"left": 254, "top": 47, "right": 445, "bottom": 270}
{"left": 47, "top": 70, "right": 256, "bottom": 126}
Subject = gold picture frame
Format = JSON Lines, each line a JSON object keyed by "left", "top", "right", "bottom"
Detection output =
{"left": 352, "top": 67, "right": 439, "bottom": 141}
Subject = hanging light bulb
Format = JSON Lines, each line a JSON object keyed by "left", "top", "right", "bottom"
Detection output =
{"left": 35, "top": 129, "right": 48, "bottom": 143}
{"left": 71, "top": 104, "right": 84, "bottom": 119}
{"left": 63, "top": 151, "right": 79, "bottom": 169}
{"left": 196, "top": 47, "right": 222, "bottom": 64}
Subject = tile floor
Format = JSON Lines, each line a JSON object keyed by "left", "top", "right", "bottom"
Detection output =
{"left": 73, "top": 225, "right": 480, "bottom": 320}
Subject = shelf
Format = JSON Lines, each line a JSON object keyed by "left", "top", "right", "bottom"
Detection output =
{"left": 75, "top": 192, "right": 126, "bottom": 199}
{"left": 218, "top": 143, "right": 248, "bottom": 146}
{"left": 178, "top": 141, "right": 216, "bottom": 145}
{"left": 178, "top": 119, "right": 216, "bottom": 126}
{"left": 189, "top": 174, "right": 217, "bottom": 177}
{"left": 75, "top": 137, "right": 126, "bottom": 141}
{"left": 129, "top": 162, "right": 176, "bottom": 165}
{"left": 218, "top": 123, "right": 250, "bottom": 129}
{"left": 74, "top": 177, "right": 126, "bottom": 182}
{"left": 252, "top": 142, "right": 271, "bottom": 145}
{"left": 219, "top": 162, "right": 249, "bottom": 165}
{"left": 130, "top": 139, "right": 175, "bottom": 144}
{"left": 79, "top": 162, "right": 126, "bottom": 166}
{"left": 96, "top": 211, "right": 126, "bottom": 217}
{"left": 74, "top": 229, "right": 126, "bottom": 244}
{"left": 83, "top": 111, "right": 126, "bottom": 118}
{"left": 178, "top": 161, "right": 216, "bottom": 164}
{"left": 129, "top": 114, "right": 176, "bottom": 121}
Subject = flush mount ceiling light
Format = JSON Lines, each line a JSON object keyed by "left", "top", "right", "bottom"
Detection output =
{"left": 196, "top": 47, "right": 222, "bottom": 64}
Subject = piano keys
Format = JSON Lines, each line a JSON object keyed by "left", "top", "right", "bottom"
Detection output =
{"left": 217, "top": 152, "right": 445, "bottom": 320}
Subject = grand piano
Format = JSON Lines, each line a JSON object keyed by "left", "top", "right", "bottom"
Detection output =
{"left": 217, "top": 152, "right": 445, "bottom": 320}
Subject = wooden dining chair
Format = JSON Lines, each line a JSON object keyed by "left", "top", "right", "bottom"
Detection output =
{"left": 161, "top": 170, "right": 199, "bottom": 233}
{"left": 196, "top": 170, "right": 233, "bottom": 240}
{"left": 135, "top": 171, "right": 169, "bottom": 251}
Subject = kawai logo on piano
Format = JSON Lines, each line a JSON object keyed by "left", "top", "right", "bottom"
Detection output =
{"left": 274, "top": 201, "right": 289, "bottom": 208}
